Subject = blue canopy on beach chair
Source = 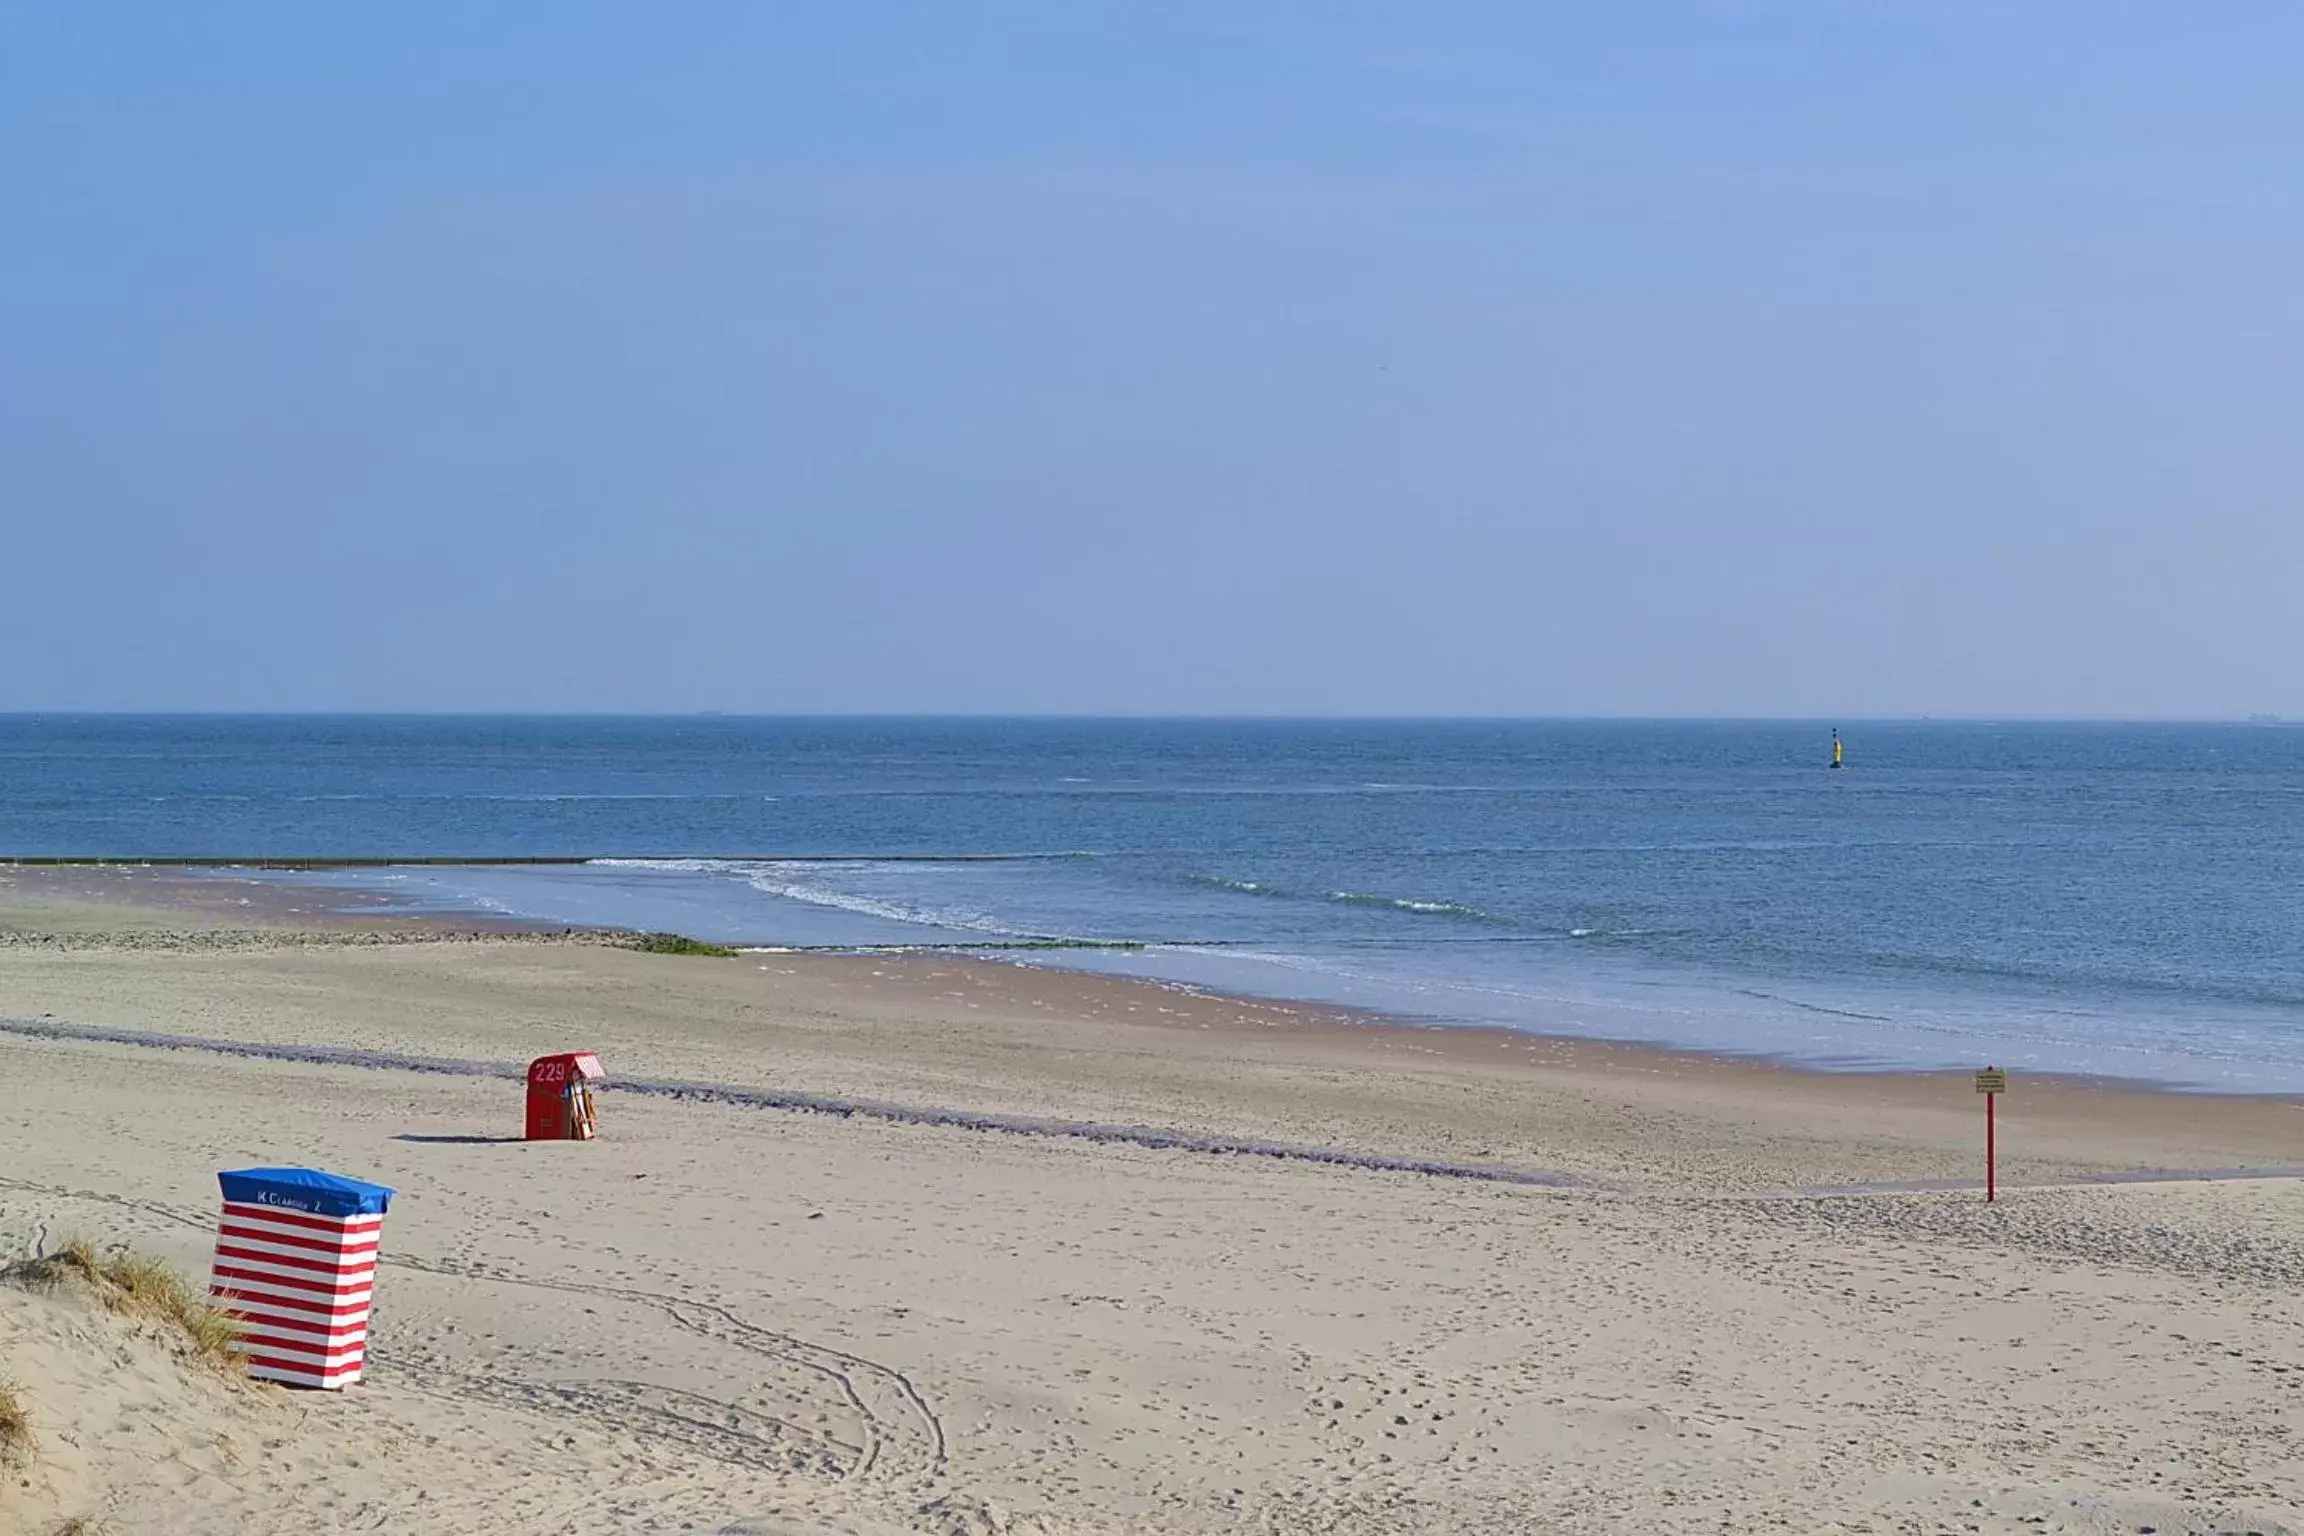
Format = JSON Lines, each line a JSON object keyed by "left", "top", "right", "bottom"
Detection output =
{"left": 217, "top": 1166, "right": 395, "bottom": 1218}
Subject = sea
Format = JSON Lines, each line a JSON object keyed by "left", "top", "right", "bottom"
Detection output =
{"left": 4, "top": 715, "right": 2300, "bottom": 1092}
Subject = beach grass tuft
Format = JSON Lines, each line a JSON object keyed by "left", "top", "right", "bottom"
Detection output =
{"left": 0, "top": 1377, "right": 31, "bottom": 1465}
{"left": 4, "top": 1240, "right": 245, "bottom": 1373}
{"left": 627, "top": 931, "right": 739, "bottom": 957}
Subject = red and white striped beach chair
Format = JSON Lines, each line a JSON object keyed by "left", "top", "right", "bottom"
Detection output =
{"left": 209, "top": 1167, "right": 395, "bottom": 1390}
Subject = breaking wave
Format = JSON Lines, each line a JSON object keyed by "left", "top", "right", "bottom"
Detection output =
{"left": 590, "top": 856, "right": 1044, "bottom": 940}
{"left": 1324, "top": 890, "right": 1511, "bottom": 924}
{"left": 1188, "top": 874, "right": 1286, "bottom": 898}
{"left": 1187, "top": 873, "right": 1512, "bottom": 924}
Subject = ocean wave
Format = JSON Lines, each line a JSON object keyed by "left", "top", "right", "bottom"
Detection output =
{"left": 290, "top": 792, "right": 777, "bottom": 803}
{"left": 742, "top": 867, "right": 1034, "bottom": 938}
{"left": 1187, "top": 874, "right": 1512, "bottom": 924}
{"left": 591, "top": 857, "right": 1059, "bottom": 941}
{"left": 1325, "top": 890, "right": 1511, "bottom": 924}
{"left": 1139, "top": 942, "right": 1684, "bottom": 1016}
{"left": 588, "top": 852, "right": 1091, "bottom": 866}
{"left": 1730, "top": 987, "right": 1894, "bottom": 1023}
{"left": 1188, "top": 874, "right": 1285, "bottom": 897}
{"left": 790, "top": 783, "right": 1514, "bottom": 800}
{"left": 1781, "top": 936, "right": 2304, "bottom": 1015}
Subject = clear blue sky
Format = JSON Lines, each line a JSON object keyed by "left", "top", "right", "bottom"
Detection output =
{"left": 4, "top": 5, "right": 2298, "bottom": 715}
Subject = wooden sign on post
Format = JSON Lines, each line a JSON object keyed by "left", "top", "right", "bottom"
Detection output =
{"left": 1974, "top": 1067, "right": 2006, "bottom": 1201}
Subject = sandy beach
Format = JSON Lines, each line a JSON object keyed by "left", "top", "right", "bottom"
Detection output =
{"left": 3, "top": 874, "right": 2301, "bottom": 1534}
{"left": 21, "top": 0, "right": 2304, "bottom": 1525}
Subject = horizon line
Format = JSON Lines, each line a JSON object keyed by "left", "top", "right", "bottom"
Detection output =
{"left": 0, "top": 710, "right": 2292, "bottom": 726}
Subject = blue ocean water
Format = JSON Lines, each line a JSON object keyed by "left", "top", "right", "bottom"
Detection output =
{"left": 4, "top": 715, "right": 2301, "bottom": 1090}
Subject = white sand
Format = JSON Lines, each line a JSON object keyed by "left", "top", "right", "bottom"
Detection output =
{"left": 2, "top": 920, "right": 2302, "bottom": 1533}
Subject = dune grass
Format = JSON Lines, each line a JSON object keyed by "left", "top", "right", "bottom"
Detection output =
{"left": 0, "top": 1376, "right": 30, "bottom": 1465}
{"left": 4, "top": 1240, "right": 244, "bottom": 1372}
{"left": 627, "top": 931, "right": 738, "bottom": 957}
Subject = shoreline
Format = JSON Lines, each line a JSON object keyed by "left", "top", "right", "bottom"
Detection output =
{"left": 3, "top": 863, "right": 2302, "bottom": 1194}
{"left": 5, "top": 859, "right": 2302, "bottom": 1115}
{"left": 7, "top": 857, "right": 2304, "bottom": 1527}
{"left": 958, "top": 948, "right": 2304, "bottom": 1106}
{"left": 194, "top": 857, "right": 2304, "bottom": 1098}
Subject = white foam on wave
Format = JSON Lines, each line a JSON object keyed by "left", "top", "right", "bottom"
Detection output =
{"left": 1190, "top": 874, "right": 1280, "bottom": 897}
{"left": 1325, "top": 889, "right": 1508, "bottom": 923}
{"left": 591, "top": 857, "right": 1046, "bottom": 939}
{"left": 744, "top": 865, "right": 1035, "bottom": 937}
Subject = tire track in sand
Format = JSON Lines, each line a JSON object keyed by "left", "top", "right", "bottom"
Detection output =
{"left": 0, "top": 1174, "right": 946, "bottom": 1493}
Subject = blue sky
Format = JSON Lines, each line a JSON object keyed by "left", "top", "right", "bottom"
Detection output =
{"left": 4, "top": 5, "right": 2299, "bottom": 715}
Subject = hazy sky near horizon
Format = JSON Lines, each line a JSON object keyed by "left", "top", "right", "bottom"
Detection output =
{"left": 5, "top": 5, "right": 2300, "bottom": 716}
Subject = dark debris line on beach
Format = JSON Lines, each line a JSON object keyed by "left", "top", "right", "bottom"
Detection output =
{"left": 0, "top": 1015, "right": 1581, "bottom": 1191}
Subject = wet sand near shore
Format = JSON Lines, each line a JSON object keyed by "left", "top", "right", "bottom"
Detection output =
{"left": 7, "top": 862, "right": 2294, "bottom": 1195}
{"left": 0, "top": 861, "right": 563, "bottom": 934}
{"left": 2, "top": 873, "right": 2302, "bottom": 1532}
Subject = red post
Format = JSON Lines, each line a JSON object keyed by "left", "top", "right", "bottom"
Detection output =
{"left": 1985, "top": 1088, "right": 1996, "bottom": 1204}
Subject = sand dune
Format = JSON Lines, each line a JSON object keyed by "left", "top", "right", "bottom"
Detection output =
{"left": 0, "top": 1256, "right": 353, "bottom": 1532}
{"left": 2, "top": 911, "right": 2302, "bottom": 1532}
